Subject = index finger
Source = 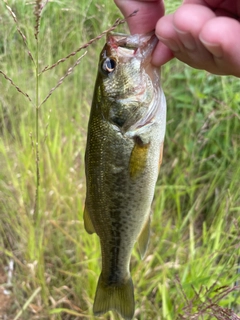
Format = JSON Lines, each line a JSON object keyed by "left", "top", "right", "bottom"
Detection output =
{"left": 114, "top": 0, "right": 165, "bottom": 34}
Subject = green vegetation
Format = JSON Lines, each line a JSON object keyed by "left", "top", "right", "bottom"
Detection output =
{"left": 0, "top": 0, "right": 239, "bottom": 319}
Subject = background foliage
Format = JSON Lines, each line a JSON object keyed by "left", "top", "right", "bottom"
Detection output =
{"left": 0, "top": 0, "right": 239, "bottom": 319}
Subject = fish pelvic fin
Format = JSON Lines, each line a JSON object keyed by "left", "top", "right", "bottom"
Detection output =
{"left": 83, "top": 206, "right": 95, "bottom": 234}
{"left": 93, "top": 273, "right": 135, "bottom": 320}
{"left": 158, "top": 142, "right": 164, "bottom": 173}
{"left": 138, "top": 215, "right": 151, "bottom": 259}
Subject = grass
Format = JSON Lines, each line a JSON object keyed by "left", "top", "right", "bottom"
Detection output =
{"left": 0, "top": 0, "right": 239, "bottom": 319}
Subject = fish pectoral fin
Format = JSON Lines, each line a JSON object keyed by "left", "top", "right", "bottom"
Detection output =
{"left": 93, "top": 273, "right": 135, "bottom": 320}
{"left": 137, "top": 216, "right": 151, "bottom": 259}
{"left": 129, "top": 137, "right": 150, "bottom": 179}
{"left": 83, "top": 206, "right": 95, "bottom": 234}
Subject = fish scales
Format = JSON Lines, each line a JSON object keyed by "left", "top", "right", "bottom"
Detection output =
{"left": 84, "top": 32, "right": 166, "bottom": 320}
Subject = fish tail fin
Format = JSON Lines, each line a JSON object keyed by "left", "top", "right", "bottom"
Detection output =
{"left": 93, "top": 273, "right": 135, "bottom": 320}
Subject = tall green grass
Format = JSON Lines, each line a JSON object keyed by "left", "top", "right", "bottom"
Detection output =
{"left": 0, "top": 0, "right": 239, "bottom": 319}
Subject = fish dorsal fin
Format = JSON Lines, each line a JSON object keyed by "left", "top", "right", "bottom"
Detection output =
{"left": 138, "top": 215, "right": 151, "bottom": 259}
{"left": 83, "top": 206, "right": 95, "bottom": 234}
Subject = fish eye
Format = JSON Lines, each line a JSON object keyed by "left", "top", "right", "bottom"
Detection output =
{"left": 101, "top": 57, "right": 116, "bottom": 75}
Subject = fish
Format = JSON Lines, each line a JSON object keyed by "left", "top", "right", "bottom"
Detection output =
{"left": 84, "top": 31, "right": 166, "bottom": 320}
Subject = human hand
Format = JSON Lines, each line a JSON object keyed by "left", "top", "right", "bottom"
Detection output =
{"left": 114, "top": 0, "right": 172, "bottom": 68}
{"left": 114, "top": 0, "right": 164, "bottom": 34}
{"left": 153, "top": 0, "right": 240, "bottom": 76}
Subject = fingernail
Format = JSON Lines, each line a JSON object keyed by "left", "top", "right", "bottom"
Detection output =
{"left": 200, "top": 38, "right": 223, "bottom": 58}
{"left": 174, "top": 28, "right": 196, "bottom": 51}
{"left": 157, "top": 36, "right": 180, "bottom": 52}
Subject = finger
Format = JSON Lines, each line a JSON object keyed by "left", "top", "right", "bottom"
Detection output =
{"left": 153, "top": 14, "right": 180, "bottom": 66}
{"left": 114, "top": 0, "right": 164, "bottom": 34}
{"left": 205, "top": 0, "right": 239, "bottom": 18}
{"left": 155, "top": 14, "right": 182, "bottom": 52}
{"left": 183, "top": 0, "right": 205, "bottom": 4}
{"left": 172, "top": 4, "right": 215, "bottom": 52}
{"left": 152, "top": 41, "right": 174, "bottom": 66}
{"left": 200, "top": 17, "right": 240, "bottom": 76}
{"left": 155, "top": 5, "right": 215, "bottom": 53}
{"left": 155, "top": 5, "right": 218, "bottom": 71}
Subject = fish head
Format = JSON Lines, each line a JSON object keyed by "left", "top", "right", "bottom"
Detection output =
{"left": 96, "top": 32, "right": 161, "bottom": 131}
{"left": 98, "top": 32, "right": 158, "bottom": 98}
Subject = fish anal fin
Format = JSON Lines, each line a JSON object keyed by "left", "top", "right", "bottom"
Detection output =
{"left": 129, "top": 136, "right": 150, "bottom": 179}
{"left": 138, "top": 216, "right": 151, "bottom": 259}
{"left": 93, "top": 273, "right": 135, "bottom": 320}
{"left": 83, "top": 206, "right": 95, "bottom": 234}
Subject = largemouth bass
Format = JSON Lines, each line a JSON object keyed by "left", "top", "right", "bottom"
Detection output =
{"left": 84, "top": 32, "right": 166, "bottom": 320}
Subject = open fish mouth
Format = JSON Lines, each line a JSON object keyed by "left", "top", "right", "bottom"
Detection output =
{"left": 106, "top": 31, "right": 158, "bottom": 61}
{"left": 107, "top": 31, "right": 157, "bottom": 49}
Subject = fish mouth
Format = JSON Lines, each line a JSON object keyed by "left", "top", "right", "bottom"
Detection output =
{"left": 106, "top": 32, "right": 158, "bottom": 61}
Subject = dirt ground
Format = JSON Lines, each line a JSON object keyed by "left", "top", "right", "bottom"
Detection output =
{"left": 0, "top": 266, "right": 12, "bottom": 320}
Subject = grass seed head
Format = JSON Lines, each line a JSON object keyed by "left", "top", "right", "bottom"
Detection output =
{"left": 34, "top": 0, "right": 42, "bottom": 40}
